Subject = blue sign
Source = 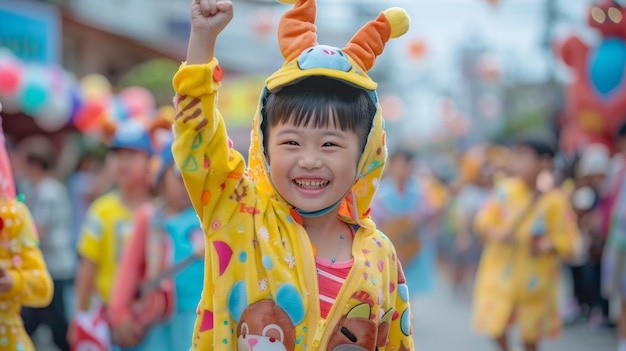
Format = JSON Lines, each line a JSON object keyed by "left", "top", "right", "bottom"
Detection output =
{"left": 0, "top": 1, "right": 60, "bottom": 64}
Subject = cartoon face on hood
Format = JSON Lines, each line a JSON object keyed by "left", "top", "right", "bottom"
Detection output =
{"left": 246, "top": 0, "right": 410, "bottom": 228}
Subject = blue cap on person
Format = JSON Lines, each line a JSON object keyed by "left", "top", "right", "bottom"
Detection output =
{"left": 104, "top": 119, "right": 154, "bottom": 155}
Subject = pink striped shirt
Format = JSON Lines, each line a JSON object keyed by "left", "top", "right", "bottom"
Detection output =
{"left": 316, "top": 257, "right": 353, "bottom": 318}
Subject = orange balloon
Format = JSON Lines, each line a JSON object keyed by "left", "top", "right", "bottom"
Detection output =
{"left": 74, "top": 100, "right": 108, "bottom": 133}
{"left": 408, "top": 40, "right": 427, "bottom": 59}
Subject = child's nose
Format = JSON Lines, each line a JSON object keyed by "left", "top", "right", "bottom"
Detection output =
{"left": 297, "top": 153, "right": 323, "bottom": 169}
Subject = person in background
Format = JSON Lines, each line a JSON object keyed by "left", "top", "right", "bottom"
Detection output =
{"left": 18, "top": 135, "right": 74, "bottom": 351}
{"left": 0, "top": 102, "right": 54, "bottom": 351}
{"left": 601, "top": 122, "right": 626, "bottom": 351}
{"left": 68, "top": 119, "right": 153, "bottom": 350}
{"left": 448, "top": 145, "right": 495, "bottom": 296}
{"left": 109, "top": 135, "right": 204, "bottom": 351}
{"left": 67, "top": 148, "right": 111, "bottom": 254}
{"left": 566, "top": 144, "right": 612, "bottom": 328}
{"left": 371, "top": 150, "right": 435, "bottom": 295}
{"left": 472, "top": 134, "right": 581, "bottom": 351}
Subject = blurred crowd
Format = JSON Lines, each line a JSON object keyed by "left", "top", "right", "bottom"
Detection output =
{"left": 371, "top": 122, "right": 626, "bottom": 351}
{"left": 4, "top": 113, "right": 626, "bottom": 351}
{"left": 5, "top": 112, "right": 205, "bottom": 351}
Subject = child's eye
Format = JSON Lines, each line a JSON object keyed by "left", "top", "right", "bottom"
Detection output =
{"left": 322, "top": 142, "right": 337, "bottom": 147}
{"left": 282, "top": 141, "right": 299, "bottom": 146}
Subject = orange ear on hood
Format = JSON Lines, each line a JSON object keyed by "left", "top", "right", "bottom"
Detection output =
{"left": 277, "top": 0, "right": 318, "bottom": 61}
{"left": 276, "top": 0, "right": 409, "bottom": 73}
{"left": 343, "top": 8, "right": 410, "bottom": 71}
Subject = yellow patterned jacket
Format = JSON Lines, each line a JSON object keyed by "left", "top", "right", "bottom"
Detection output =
{"left": 172, "top": 1, "right": 414, "bottom": 348}
{"left": 0, "top": 198, "right": 53, "bottom": 351}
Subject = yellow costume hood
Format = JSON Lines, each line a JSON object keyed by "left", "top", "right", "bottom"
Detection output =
{"left": 247, "top": 0, "right": 410, "bottom": 227}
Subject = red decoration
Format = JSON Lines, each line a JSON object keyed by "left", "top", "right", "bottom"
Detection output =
{"left": 555, "top": 1, "right": 626, "bottom": 152}
{"left": 74, "top": 100, "right": 108, "bottom": 133}
{"left": 407, "top": 39, "right": 427, "bottom": 60}
{"left": 0, "top": 61, "right": 21, "bottom": 95}
{"left": 253, "top": 9, "right": 274, "bottom": 39}
{"left": 213, "top": 65, "right": 224, "bottom": 82}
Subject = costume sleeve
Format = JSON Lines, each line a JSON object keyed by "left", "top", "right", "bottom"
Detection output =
{"left": 386, "top": 260, "right": 415, "bottom": 351}
{"left": 108, "top": 204, "right": 150, "bottom": 327}
{"left": 77, "top": 204, "right": 104, "bottom": 263}
{"left": 0, "top": 202, "right": 53, "bottom": 307}
{"left": 171, "top": 59, "right": 249, "bottom": 229}
{"left": 545, "top": 192, "right": 582, "bottom": 260}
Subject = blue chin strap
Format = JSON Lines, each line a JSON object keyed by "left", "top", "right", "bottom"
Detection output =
{"left": 295, "top": 198, "right": 343, "bottom": 218}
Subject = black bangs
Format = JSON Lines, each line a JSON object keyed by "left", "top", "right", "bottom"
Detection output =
{"left": 262, "top": 76, "right": 376, "bottom": 150}
{"left": 513, "top": 131, "right": 557, "bottom": 159}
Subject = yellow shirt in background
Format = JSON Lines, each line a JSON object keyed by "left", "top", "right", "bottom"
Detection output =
{"left": 78, "top": 191, "right": 134, "bottom": 303}
{"left": 472, "top": 177, "right": 581, "bottom": 342}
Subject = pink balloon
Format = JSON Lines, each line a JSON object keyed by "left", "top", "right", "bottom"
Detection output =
{"left": 118, "top": 86, "right": 155, "bottom": 118}
{"left": 0, "top": 61, "right": 22, "bottom": 96}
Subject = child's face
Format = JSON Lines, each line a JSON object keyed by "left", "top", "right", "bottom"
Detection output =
{"left": 161, "top": 165, "right": 191, "bottom": 210}
{"left": 511, "top": 146, "right": 547, "bottom": 186}
{"left": 112, "top": 148, "right": 150, "bottom": 189}
{"left": 266, "top": 119, "right": 361, "bottom": 212}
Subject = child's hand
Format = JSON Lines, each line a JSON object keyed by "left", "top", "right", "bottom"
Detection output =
{"left": 0, "top": 266, "right": 14, "bottom": 293}
{"left": 111, "top": 318, "right": 142, "bottom": 348}
{"left": 187, "top": 0, "right": 234, "bottom": 64}
{"left": 191, "top": 0, "right": 233, "bottom": 35}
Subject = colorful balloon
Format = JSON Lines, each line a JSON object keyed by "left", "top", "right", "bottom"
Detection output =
{"left": 109, "top": 95, "right": 130, "bottom": 122}
{"left": 74, "top": 99, "right": 108, "bottom": 133}
{"left": 19, "top": 66, "right": 50, "bottom": 117}
{"left": 0, "top": 60, "right": 22, "bottom": 96}
{"left": 118, "top": 86, "right": 155, "bottom": 118}
{"left": 34, "top": 70, "right": 74, "bottom": 132}
{"left": 80, "top": 74, "right": 112, "bottom": 101}
{"left": 34, "top": 94, "right": 72, "bottom": 132}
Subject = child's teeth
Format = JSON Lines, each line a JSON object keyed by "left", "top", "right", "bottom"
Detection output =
{"left": 295, "top": 179, "right": 327, "bottom": 188}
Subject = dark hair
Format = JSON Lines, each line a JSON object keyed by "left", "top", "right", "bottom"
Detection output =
{"left": 617, "top": 121, "right": 626, "bottom": 139}
{"left": 262, "top": 76, "right": 376, "bottom": 151}
{"left": 513, "top": 132, "right": 557, "bottom": 159}
{"left": 26, "top": 154, "right": 53, "bottom": 171}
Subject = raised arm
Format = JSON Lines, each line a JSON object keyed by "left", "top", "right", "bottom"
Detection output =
{"left": 172, "top": 0, "right": 250, "bottom": 223}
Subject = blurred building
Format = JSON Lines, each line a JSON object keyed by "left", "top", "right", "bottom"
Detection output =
{"left": 2, "top": 0, "right": 604, "bottom": 151}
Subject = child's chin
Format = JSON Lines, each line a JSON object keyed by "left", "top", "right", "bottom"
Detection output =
{"left": 289, "top": 200, "right": 340, "bottom": 214}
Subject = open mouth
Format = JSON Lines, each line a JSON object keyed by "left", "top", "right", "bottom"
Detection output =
{"left": 293, "top": 178, "right": 330, "bottom": 189}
